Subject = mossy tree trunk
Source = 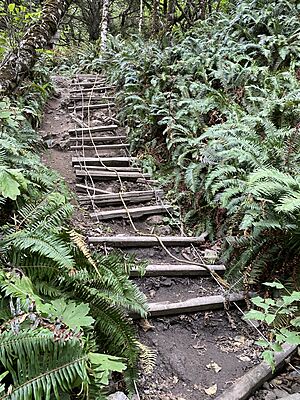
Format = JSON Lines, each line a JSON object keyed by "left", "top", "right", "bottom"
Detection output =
{"left": 0, "top": 0, "right": 72, "bottom": 96}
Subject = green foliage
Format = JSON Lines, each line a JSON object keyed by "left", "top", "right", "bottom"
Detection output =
{"left": 88, "top": 0, "right": 300, "bottom": 285}
{"left": 246, "top": 283, "right": 300, "bottom": 370}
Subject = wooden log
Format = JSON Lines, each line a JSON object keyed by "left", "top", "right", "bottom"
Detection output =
{"left": 215, "top": 344, "right": 298, "bottom": 400}
{"left": 69, "top": 125, "right": 118, "bottom": 134}
{"left": 69, "top": 135, "right": 126, "bottom": 143}
{"left": 70, "top": 83, "right": 115, "bottom": 89}
{"left": 88, "top": 235, "right": 205, "bottom": 246}
{"left": 71, "top": 143, "right": 129, "bottom": 151}
{"left": 74, "top": 165, "right": 141, "bottom": 172}
{"left": 72, "top": 156, "right": 137, "bottom": 167}
{"left": 69, "top": 96, "right": 115, "bottom": 101}
{"left": 68, "top": 103, "right": 115, "bottom": 111}
{"left": 75, "top": 184, "right": 111, "bottom": 194}
{"left": 90, "top": 204, "right": 172, "bottom": 220}
{"left": 75, "top": 169, "right": 149, "bottom": 180}
{"left": 146, "top": 292, "right": 247, "bottom": 317}
{"left": 130, "top": 263, "right": 226, "bottom": 277}
{"left": 78, "top": 189, "right": 163, "bottom": 205}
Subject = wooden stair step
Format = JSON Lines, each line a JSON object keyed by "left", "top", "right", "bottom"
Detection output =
{"left": 76, "top": 169, "right": 149, "bottom": 180}
{"left": 70, "top": 143, "right": 129, "bottom": 151}
{"left": 143, "top": 293, "right": 247, "bottom": 318}
{"left": 74, "top": 165, "right": 141, "bottom": 172}
{"left": 75, "top": 184, "right": 111, "bottom": 194}
{"left": 69, "top": 135, "right": 126, "bottom": 143}
{"left": 78, "top": 189, "right": 163, "bottom": 205}
{"left": 88, "top": 235, "right": 205, "bottom": 246}
{"left": 70, "top": 83, "right": 115, "bottom": 89}
{"left": 69, "top": 103, "right": 115, "bottom": 112}
{"left": 90, "top": 204, "right": 172, "bottom": 220}
{"left": 69, "top": 96, "right": 115, "bottom": 101}
{"left": 72, "top": 156, "right": 137, "bottom": 167}
{"left": 69, "top": 125, "right": 118, "bottom": 134}
{"left": 131, "top": 263, "right": 225, "bottom": 277}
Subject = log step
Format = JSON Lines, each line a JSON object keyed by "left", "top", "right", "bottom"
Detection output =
{"left": 74, "top": 165, "right": 141, "bottom": 172}
{"left": 75, "top": 169, "right": 149, "bottom": 180}
{"left": 78, "top": 189, "right": 163, "bottom": 205}
{"left": 69, "top": 96, "right": 115, "bottom": 101}
{"left": 70, "top": 84, "right": 115, "bottom": 89}
{"left": 69, "top": 103, "right": 115, "bottom": 112}
{"left": 70, "top": 143, "right": 129, "bottom": 151}
{"left": 88, "top": 235, "right": 205, "bottom": 246}
{"left": 90, "top": 204, "right": 172, "bottom": 220}
{"left": 72, "top": 156, "right": 137, "bottom": 167}
{"left": 131, "top": 263, "right": 226, "bottom": 277}
{"left": 69, "top": 136, "right": 126, "bottom": 143}
{"left": 145, "top": 292, "right": 246, "bottom": 318}
{"left": 69, "top": 125, "right": 118, "bottom": 134}
{"left": 75, "top": 184, "right": 111, "bottom": 194}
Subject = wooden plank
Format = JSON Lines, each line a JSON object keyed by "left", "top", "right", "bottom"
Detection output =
{"left": 69, "top": 96, "right": 115, "bottom": 101}
{"left": 69, "top": 135, "right": 126, "bottom": 143}
{"left": 70, "top": 83, "right": 115, "bottom": 89}
{"left": 74, "top": 165, "right": 141, "bottom": 172}
{"left": 215, "top": 344, "right": 298, "bottom": 400}
{"left": 78, "top": 189, "right": 163, "bottom": 205}
{"left": 69, "top": 125, "right": 118, "bottom": 134}
{"left": 146, "top": 292, "right": 246, "bottom": 317}
{"left": 76, "top": 169, "right": 149, "bottom": 180}
{"left": 72, "top": 156, "right": 137, "bottom": 167}
{"left": 68, "top": 103, "right": 115, "bottom": 111}
{"left": 88, "top": 235, "right": 205, "bottom": 246}
{"left": 130, "top": 263, "right": 226, "bottom": 277}
{"left": 70, "top": 143, "right": 129, "bottom": 151}
{"left": 90, "top": 204, "right": 172, "bottom": 220}
{"left": 75, "top": 184, "right": 111, "bottom": 194}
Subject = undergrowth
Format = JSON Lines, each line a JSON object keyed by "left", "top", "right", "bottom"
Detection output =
{"left": 79, "top": 0, "right": 300, "bottom": 287}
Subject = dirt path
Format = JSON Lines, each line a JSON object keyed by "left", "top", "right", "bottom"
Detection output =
{"left": 39, "top": 74, "right": 282, "bottom": 400}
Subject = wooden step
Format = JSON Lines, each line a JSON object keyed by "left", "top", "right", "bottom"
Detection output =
{"left": 78, "top": 189, "right": 163, "bottom": 205}
{"left": 144, "top": 293, "right": 246, "bottom": 318}
{"left": 74, "top": 165, "right": 141, "bottom": 172}
{"left": 88, "top": 235, "right": 205, "bottom": 246}
{"left": 69, "top": 135, "right": 126, "bottom": 143}
{"left": 131, "top": 263, "right": 225, "bottom": 277}
{"left": 70, "top": 83, "right": 115, "bottom": 89}
{"left": 75, "top": 169, "right": 149, "bottom": 180}
{"left": 70, "top": 143, "right": 129, "bottom": 151}
{"left": 69, "top": 125, "right": 118, "bottom": 134}
{"left": 69, "top": 103, "right": 115, "bottom": 112}
{"left": 69, "top": 96, "right": 115, "bottom": 101}
{"left": 76, "top": 184, "right": 111, "bottom": 194}
{"left": 72, "top": 156, "right": 137, "bottom": 167}
{"left": 90, "top": 204, "right": 172, "bottom": 220}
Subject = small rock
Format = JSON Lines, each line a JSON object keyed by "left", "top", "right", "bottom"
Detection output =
{"left": 273, "top": 388, "right": 290, "bottom": 398}
{"left": 263, "top": 391, "right": 277, "bottom": 400}
{"left": 155, "top": 225, "right": 172, "bottom": 235}
{"left": 161, "top": 278, "right": 172, "bottom": 287}
{"left": 108, "top": 392, "right": 129, "bottom": 400}
{"left": 89, "top": 119, "right": 102, "bottom": 127}
{"left": 146, "top": 215, "right": 164, "bottom": 225}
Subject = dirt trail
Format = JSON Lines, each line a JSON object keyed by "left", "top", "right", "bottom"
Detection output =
{"left": 39, "top": 74, "right": 273, "bottom": 400}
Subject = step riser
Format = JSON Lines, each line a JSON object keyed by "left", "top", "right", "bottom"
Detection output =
{"left": 69, "top": 125, "right": 118, "bottom": 134}
{"left": 72, "top": 157, "right": 136, "bottom": 167}
{"left": 90, "top": 205, "right": 172, "bottom": 220}
{"left": 69, "top": 103, "right": 115, "bottom": 111}
{"left": 71, "top": 144, "right": 129, "bottom": 151}
{"left": 130, "top": 264, "right": 225, "bottom": 277}
{"left": 88, "top": 236, "right": 205, "bottom": 247}
{"left": 69, "top": 136, "right": 126, "bottom": 143}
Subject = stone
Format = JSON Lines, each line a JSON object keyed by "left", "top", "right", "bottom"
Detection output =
{"left": 146, "top": 215, "right": 164, "bottom": 225}
{"left": 107, "top": 392, "right": 129, "bottom": 400}
{"left": 273, "top": 388, "right": 291, "bottom": 398}
{"left": 89, "top": 119, "right": 102, "bottom": 127}
{"left": 280, "top": 395, "right": 300, "bottom": 400}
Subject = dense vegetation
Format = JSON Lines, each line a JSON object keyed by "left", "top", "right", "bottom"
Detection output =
{"left": 0, "top": 0, "right": 300, "bottom": 393}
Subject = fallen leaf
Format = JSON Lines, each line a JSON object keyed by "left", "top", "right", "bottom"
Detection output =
{"left": 206, "top": 362, "right": 222, "bottom": 373}
{"left": 139, "top": 319, "right": 155, "bottom": 332}
{"left": 237, "top": 355, "right": 251, "bottom": 362}
{"left": 204, "top": 384, "right": 217, "bottom": 396}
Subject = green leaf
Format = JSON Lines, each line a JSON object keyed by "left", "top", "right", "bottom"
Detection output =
{"left": 262, "top": 350, "right": 275, "bottom": 371}
{"left": 263, "top": 282, "right": 285, "bottom": 290}
{"left": 7, "top": 3, "right": 15, "bottom": 12}
{"left": 265, "top": 314, "right": 276, "bottom": 324}
{"left": 245, "top": 309, "right": 265, "bottom": 321}
{"left": 43, "top": 300, "right": 95, "bottom": 331}
{"left": 290, "top": 317, "right": 300, "bottom": 327}
{"left": 89, "top": 353, "right": 127, "bottom": 385}
{"left": 0, "top": 168, "right": 25, "bottom": 200}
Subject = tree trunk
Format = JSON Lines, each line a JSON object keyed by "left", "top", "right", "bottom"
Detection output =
{"left": 152, "top": 0, "right": 159, "bottom": 34}
{"left": 138, "top": 0, "right": 143, "bottom": 33}
{"left": 100, "top": 0, "right": 109, "bottom": 51}
{"left": 0, "top": 0, "right": 72, "bottom": 96}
